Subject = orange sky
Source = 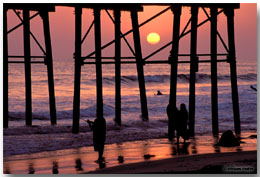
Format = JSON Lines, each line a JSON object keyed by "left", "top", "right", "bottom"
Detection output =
{"left": 6, "top": 3, "right": 257, "bottom": 63}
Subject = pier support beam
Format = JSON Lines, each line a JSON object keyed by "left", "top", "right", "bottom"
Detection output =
{"left": 3, "top": 7, "right": 8, "bottom": 128}
{"left": 189, "top": 6, "right": 198, "bottom": 137}
{"left": 40, "top": 11, "right": 57, "bottom": 125}
{"left": 169, "top": 6, "right": 181, "bottom": 107}
{"left": 131, "top": 10, "right": 149, "bottom": 120}
{"left": 169, "top": 6, "right": 182, "bottom": 138}
{"left": 23, "top": 9, "right": 32, "bottom": 126}
{"left": 72, "top": 7, "right": 82, "bottom": 134}
{"left": 114, "top": 10, "right": 121, "bottom": 125}
{"left": 94, "top": 8, "right": 104, "bottom": 119}
{"left": 225, "top": 8, "right": 241, "bottom": 135}
{"left": 210, "top": 7, "right": 219, "bottom": 136}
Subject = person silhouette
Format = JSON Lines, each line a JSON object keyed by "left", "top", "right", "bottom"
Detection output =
{"left": 250, "top": 85, "right": 257, "bottom": 91}
{"left": 178, "top": 103, "right": 189, "bottom": 143}
{"left": 87, "top": 116, "right": 106, "bottom": 162}
{"left": 167, "top": 103, "right": 178, "bottom": 140}
{"left": 157, "top": 90, "right": 163, "bottom": 95}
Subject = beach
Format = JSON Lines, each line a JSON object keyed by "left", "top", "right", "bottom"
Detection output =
{"left": 3, "top": 3, "right": 257, "bottom": 174}
{"left": 4, "top": 62, "right": 257, "bottom": 174}
{"left": 3, "top": 130, "right": 257, "bottom": 174}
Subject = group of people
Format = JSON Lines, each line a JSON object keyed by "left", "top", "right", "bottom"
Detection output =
{"left": 167, "top": 103, "right": 189, "bottom": 144}
{"left": 87, "top": 101, "right": 189, "bottom": 162}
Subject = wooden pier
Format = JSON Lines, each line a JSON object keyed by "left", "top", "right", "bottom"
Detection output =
{"left": 4, "top": 3, "right": 241, "bottom": 136}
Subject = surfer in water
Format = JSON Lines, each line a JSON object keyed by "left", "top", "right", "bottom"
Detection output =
{"left": 156, "top": 90, "right": 163, "bottom": 95}
{"left": 250, "top": 85, "right": 257, "bottom": 91}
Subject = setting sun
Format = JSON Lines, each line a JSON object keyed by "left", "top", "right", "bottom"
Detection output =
{"left": 147, "top": 32, "right": 160, "bottom": 45}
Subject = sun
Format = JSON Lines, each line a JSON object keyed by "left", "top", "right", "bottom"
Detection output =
{"left": 147, "top": 32, "right": 160, "bottom": 45}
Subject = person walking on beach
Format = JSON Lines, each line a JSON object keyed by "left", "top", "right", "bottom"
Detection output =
{"left": 167, "top": 103, "right": 178, "bottom": 140}
{"left": 87, "top": 116, "right": 106, "bottom": 162}
{"left": 177, "top": 103, "right": 189, "bottom": 143}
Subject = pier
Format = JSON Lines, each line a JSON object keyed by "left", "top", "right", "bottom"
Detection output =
{"left": 4, "top": 3, "right": 241, "bottom": 136}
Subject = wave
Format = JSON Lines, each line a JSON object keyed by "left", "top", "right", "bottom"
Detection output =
{"left": 84, "top": 73, "right": 257, "bottom": 84}
{"left": 8, "top": 104, "right": 115, "bottom": 121}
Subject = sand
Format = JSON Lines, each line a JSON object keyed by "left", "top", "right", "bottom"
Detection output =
{"left": 3, "top": 132, "right": 257, "bottom": 174}
{"left": 87, "top": 151, "right": 257, "bottom": 174}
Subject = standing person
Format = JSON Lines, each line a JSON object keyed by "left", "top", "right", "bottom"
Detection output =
{"left": 167, "top": 104, "right": 178, "bottom": 140}
{"left": 87, "top": 116, "right": 106, "bottom": 162}
{"left": 178, "top": 103, "right": 189, "bottom": 143}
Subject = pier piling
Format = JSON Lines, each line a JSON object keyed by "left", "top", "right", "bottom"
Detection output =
{"left": 40, "top": 10, "right": 57, "bottom": 125}
{"left": 225, "top": 8, "right": 241, "bottom": 135}
{"left": 131, "top": 10, "right": 149, "bottom": 120}
{"left": 72, "top": 7, "right": 82, "bottom": 134}
{"left": 169, "top": 6, "right": 182, "bottom": 137}
{"left": 94, "top": 8, "right": 104, "bottom": 119}
{"left": 210, "top": 7, "right": 219, "bottom": 136}
{"left": 3, "top": 7, "right": 8, "bottom": 128}
{"left": 23, "top": 9, "right": 32, "bottom": 126}
{"left": 189, "top": 6, "right": 198, "bottom": 137}
{"left": 114, "top": 9, "right": 122, "bottom": 125}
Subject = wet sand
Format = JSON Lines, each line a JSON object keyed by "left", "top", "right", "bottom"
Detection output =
{"left": 88, "top": 151, "right": 257, "bottom": 174}
{"left": 3, "top": 132, "right": 257, "bottom": 174}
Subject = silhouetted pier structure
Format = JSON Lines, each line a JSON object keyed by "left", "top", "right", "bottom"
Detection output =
{"left": 4, "top": 3, "right": 241, "bottom": 136}
{"left": 4, "top": 4, "right": 57, "bottom": 127}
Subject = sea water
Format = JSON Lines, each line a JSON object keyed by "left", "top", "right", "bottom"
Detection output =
{"left": 7, "top": 60, "right": 257, "bottom": 136}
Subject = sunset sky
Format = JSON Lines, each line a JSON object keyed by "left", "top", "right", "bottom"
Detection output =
{"left": 6, "top": 3, "right": 257, "bottom": 63}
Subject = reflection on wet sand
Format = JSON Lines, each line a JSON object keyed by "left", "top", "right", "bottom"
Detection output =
{"left": 118, "top": 156, "right": 124, "bottom": 163}
{"left": 190, "top": 138, "right": 198, "bottom": 154}
{"left": 116, "top": 143, "right": 125, "bottom": 164}
{"left": 4, "top": 164, "right": 11, "bottom": 174}
{"left": 75, "top": 158, "right": 83, "bottom": 171}
{"left": 3, "top": 132, "right": 257, "bottom": 174}
{"left": 28, "top": 162, "right": 35, "bottom": 174}
{"left": 213, "top": 136, "right": 221, "bottom": 153}
{"left": 98, "top": 160, "right": 106, "bottom": 169}
{"left": 52, "top": 161, "right": 59, "bottom": 174}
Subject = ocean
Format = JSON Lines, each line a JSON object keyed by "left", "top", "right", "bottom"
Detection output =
{"left": 7, "top": 60, "right": 257, "bottom": 136}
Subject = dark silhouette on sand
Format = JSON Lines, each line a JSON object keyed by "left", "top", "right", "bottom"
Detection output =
{"left": 178, "top": 103, "right": 189, "bottom": 143}
{"left": 250, "top": 85, "right": 257, "bottom": 91}
{"left": 75, "top": 158, "right": 83, "bottom": 171}
{"left": 216, "top": 130, "right": 240, "bottom": 147}
{"left": 98, "top": 160, "right": 106, "bottom": 169}
{"left": 52, "top": 161, "right": 59, "bottom": 174}
{"left": 118, "top": 156, "right": 124, "bottom": 163}
{"left": 4, "top": 165, "right": 11, "bottom": 174}
{"left": 143, "top": 154, "right": 156, "bottom": 160}
{"left": 167, "top": 103, "right": 189, "bottom": 144}
{"left": 166, "top": 103, "right": 178, "bottom": 140}
{"left": 87, "top": 117, "right": 106, "bottom": 162}
{"left": 28, "top": 163, "right": 35, "bottom": 174}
